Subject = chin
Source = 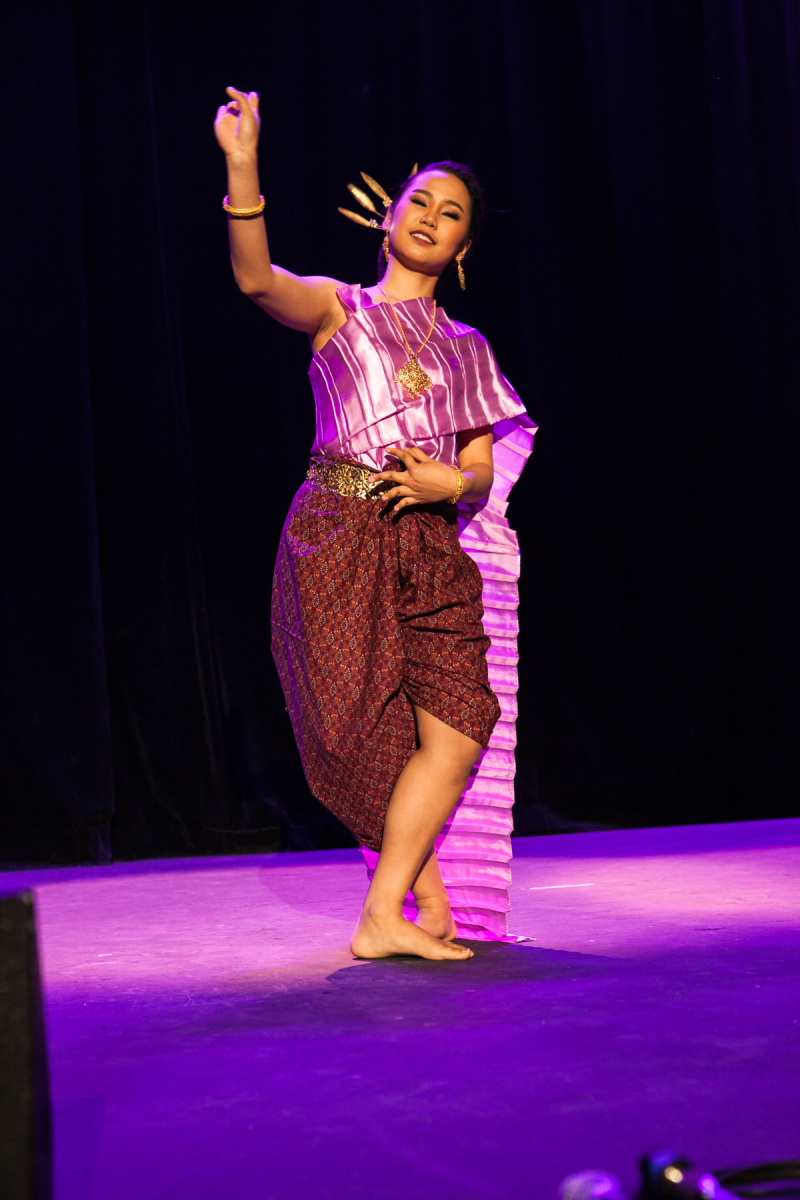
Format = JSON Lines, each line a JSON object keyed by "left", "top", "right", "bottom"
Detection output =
{"left": 403, "top": 242, "right": 433, "bottom": 259}
{"left": 400, "top": 246, "right": 447, "bottom": 273}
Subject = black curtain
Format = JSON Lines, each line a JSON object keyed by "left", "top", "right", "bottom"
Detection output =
{"left": 3, "top": 1, "right": 798, "bottom": 865}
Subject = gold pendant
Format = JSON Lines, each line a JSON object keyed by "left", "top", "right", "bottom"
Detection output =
{"left": 395, "top": 355, "right": 433, "bottom": 400}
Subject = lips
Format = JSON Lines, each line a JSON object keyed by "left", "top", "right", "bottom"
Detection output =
{"left": 411, "top": 230, "right": 435, "bottom": 244}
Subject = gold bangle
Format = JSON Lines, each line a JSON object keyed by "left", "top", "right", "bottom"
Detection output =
{"left": 222, "top": 194, "right": 266, "bottom": 217}
{"left": 447, "top": 466, "right": 465, "bottom": 505}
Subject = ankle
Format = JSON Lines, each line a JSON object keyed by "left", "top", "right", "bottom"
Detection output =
{"left": 362, "top": 898, "right": 404, "bottom": 922}
{"left": 413, "top": 893, "right": 450, "bottom": 910}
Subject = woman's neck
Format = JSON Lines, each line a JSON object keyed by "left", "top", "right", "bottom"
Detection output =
{"left": 377, "top": 260, "right": 437, "bottom": 302}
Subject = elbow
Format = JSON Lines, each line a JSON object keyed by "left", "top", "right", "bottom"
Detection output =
{"left": 236, "top": 276, "right": 265, "bottom": 301}
{"left": 232, "top": 266, "right": 275, "bottom": 303}
{"left": 237, "top": 281, "right": 274, "bottom": 310}
{"left": 461, "top": 463, "right": 493, "bottom": 504}
{"left": 475, "top": 463, "right": 494, "bottom": 500}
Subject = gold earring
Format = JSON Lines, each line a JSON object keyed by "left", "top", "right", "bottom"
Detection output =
{"left": 383, "top": 233, "right": 390, "bottom": 263}
{"left": 456, "top": 253, "right": 466, "bottom": 291}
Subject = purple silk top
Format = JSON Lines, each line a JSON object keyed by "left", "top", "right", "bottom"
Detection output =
{"left": 309, "top": 284, "right": 528, "bottom": 473}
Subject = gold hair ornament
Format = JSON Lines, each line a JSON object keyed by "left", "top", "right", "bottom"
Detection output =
{"left": 360, "top": 173, "right": 392, "bottom": 209}
{"left": 338, "top": 208, "right": 383, "bottom": 229}
{"left": 348, "top": 183, "right": 380, "bottom": 214}
{"left": 338, "top": 166, "right": 420, "bottom": 233}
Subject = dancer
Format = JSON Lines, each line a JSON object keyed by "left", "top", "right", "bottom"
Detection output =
{"left": 215, "top": 88, "right": 535, "bottom": 960}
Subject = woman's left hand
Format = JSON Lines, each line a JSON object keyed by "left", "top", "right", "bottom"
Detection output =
{"left": 368, "top": 446, "right": 461, "bottom": 511}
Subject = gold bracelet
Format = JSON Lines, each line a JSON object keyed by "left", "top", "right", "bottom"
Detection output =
{"left": 447, "top": 466, "right": 465, "bottom": 504}
{"left": 222, "top": 194, "right": 266, "bottom": 217}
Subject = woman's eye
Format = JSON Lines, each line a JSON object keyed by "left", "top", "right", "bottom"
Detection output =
{"left": 411, "top": 197, "right": 425, "bottom": 207}
{"left": 444, "top": 211, "right": 460, "bottom": 220}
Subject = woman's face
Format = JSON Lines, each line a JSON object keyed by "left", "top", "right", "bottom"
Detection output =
{"left": 387, "top": 170, "right": 472, "bottom": 276}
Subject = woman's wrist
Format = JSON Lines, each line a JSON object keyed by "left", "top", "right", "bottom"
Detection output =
{"left": 225, "top": 155, "right": 262, "bottom": 208}
{"left": 226, "top": 151, "right": 259, "bottom": 173}
{"left": 447, "top": 466, "right": 465, "bottom": 505}
{"left": 457, "top": 466, "right": 493, "bottom": 503}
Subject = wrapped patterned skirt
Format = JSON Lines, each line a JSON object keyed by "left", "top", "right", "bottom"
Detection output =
{"left": 271, "top": 472, "right": 500, "bottom": 852}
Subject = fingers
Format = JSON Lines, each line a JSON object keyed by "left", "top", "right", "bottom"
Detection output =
{"left": 367, "top": 470, "right": 407, "bottom": 485}
{"left": 387, "top": 444, "right": 429, "bottom": 463}
{"left": 385, "top": 448, "right": 414, "bottom": 470}
{"left": 226, "top": 87, "right": 259, "bottom": 107}
{"left": 382, "top": 485, "right": 413, "bottom": 501}
{"left": 225, "top": 87, "right": 255, "bottom": 120}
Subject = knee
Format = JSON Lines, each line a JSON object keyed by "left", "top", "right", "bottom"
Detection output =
{"left": 455, "top": 740, "right": 483, "bottom": 782}
{"left": 422, "top": 734, "right": 482, "bottom": 786}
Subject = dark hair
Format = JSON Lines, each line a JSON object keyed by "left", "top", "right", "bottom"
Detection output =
{"left": 378, "top": 161, "right": 485, "bottom": 284}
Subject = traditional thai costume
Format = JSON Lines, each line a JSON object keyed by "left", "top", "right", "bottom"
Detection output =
{"left": 272, "top": 284, "right": 536, "bottom": 940}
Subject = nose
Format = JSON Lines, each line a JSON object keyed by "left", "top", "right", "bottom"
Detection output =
{"left": 421, "top": 211, "right": 436, "bottom": 228}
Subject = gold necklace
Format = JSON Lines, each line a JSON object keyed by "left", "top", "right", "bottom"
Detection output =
{"left": 378, "top": 287, "right": 438, "bottom": 400}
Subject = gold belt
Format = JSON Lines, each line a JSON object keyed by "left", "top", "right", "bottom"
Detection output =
{"left": 306, "top": 457, "right": 392, "bottom": 500}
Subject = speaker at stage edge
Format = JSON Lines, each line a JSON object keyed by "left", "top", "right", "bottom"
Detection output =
{"left": 0, "top": 890, "right": 52, "bottom": 1200}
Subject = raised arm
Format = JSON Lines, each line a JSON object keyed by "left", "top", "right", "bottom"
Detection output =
{"left": 214, "top": 88, "right": 342, "bottom": 338}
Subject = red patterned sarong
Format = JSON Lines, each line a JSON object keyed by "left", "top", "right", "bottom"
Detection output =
{"left": 271, "top": 477, "right": 500, "bottom": 851}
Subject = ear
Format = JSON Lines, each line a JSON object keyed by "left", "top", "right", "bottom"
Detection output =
{"left": 457, "top": 239, "right": 472, "bottom": 261}
{"left": 382, "top": 205, "right": 393, "bottom": 231}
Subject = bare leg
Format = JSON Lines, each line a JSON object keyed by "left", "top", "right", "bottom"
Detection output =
{"left": 411, "top": 849, "right": 457, "bottom": 941}
{"left": 350, "top": 706, "right": 481, "bottom": 960}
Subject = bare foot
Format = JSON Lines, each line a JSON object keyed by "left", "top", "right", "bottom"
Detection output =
{"left": 414, "top": 897, "right": 457, "bottom": 941}
{"left": 351, "top": 907, "right": 473, "bottom": 960}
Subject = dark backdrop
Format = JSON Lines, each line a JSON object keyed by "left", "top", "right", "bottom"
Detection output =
{"left": 2, "top": 1, "right": 799, "bottom": 864}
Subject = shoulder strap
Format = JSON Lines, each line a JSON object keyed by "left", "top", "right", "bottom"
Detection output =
{"left": 335, "top": 283, "right": 362, "bottom": 316}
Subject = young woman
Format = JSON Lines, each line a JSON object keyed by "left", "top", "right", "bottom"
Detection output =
{"left": 215, "top": 87, "right": 535, "bottom": 961}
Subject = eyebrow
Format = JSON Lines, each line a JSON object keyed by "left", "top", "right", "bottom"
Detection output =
{"left": 411, "top": 188, "right": 465, "bottom": 212}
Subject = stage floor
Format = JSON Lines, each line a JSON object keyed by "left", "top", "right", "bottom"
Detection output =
{"left": 4, "top": 819, "right": 799, "bottom": 1199}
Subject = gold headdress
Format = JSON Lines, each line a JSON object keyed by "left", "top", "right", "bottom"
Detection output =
{"left": 338, "top": 166, "right": 419, "bottom": 229}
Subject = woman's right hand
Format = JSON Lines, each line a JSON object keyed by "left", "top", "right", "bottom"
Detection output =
{"left": 214, "top": 87, "right": 260, "bottom": 162}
